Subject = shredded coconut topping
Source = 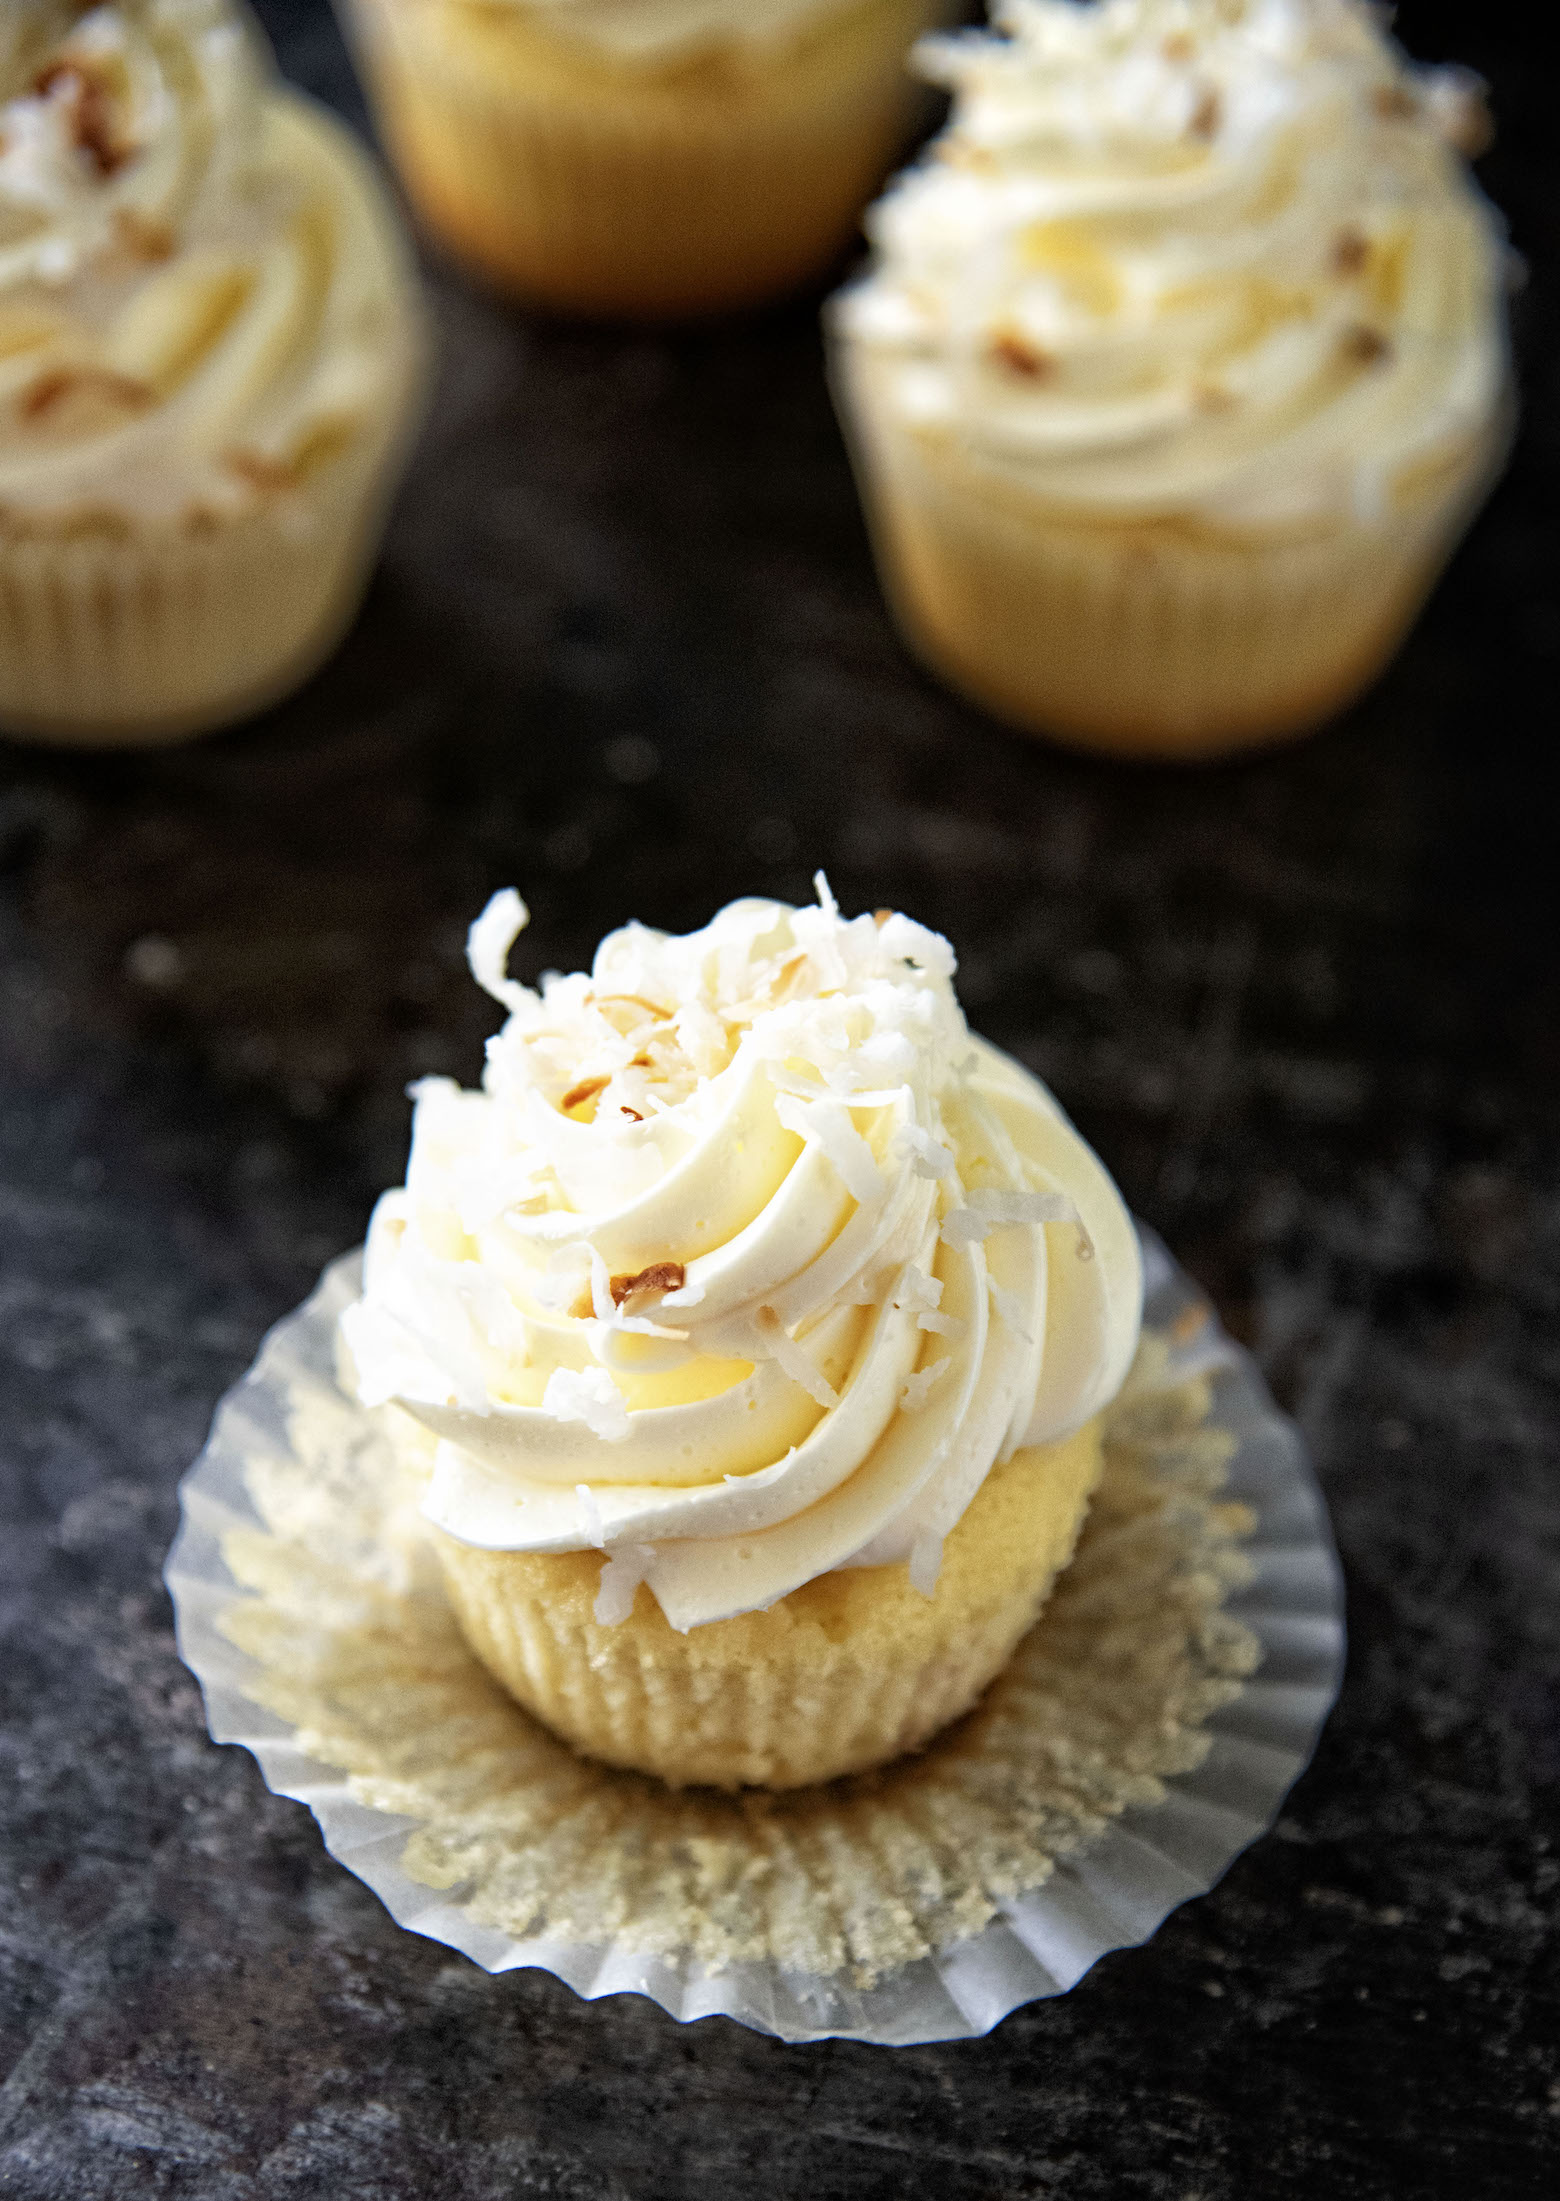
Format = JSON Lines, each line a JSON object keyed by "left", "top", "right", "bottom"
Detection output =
{"left": 835, "top": 0, "right": 1508, "bottom": 532}
{"left": 349, "top": 881, "right": 1144, "bottom": 1628}
{"left": 1, "top": 0, "right": 421, "bottom": 525}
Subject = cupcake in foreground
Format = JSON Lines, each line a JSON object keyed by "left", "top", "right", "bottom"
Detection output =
{"left": 341, "top": 881, "right": 1142, "bottom": 1788}
{"left": 0, "top": 0, "right": 427, "bottom": 746}
{"left": 828, "top": 0, "right": 1511, "bottom": 759}
{"left": 339, "top": 0, "right": 949, "bottom": 319}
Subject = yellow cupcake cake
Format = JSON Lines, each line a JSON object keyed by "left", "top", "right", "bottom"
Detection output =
{"left": 0, "top": 0, "right": 427, "bottom": 746}
{"left": 341, "top": 882, "right": 1143, "bottom": 1789}
{"left": 339, "top": 0, "right": 948, "bottom": 319}
{"left": 828, "top": 0, "right": 1511, "bottom": 760}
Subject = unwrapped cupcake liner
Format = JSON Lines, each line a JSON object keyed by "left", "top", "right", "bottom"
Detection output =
{"left": 831, "top": 342, "right": 1504, "bottom": 759}
{"left": 165, "top": 1231, "right": 1344, "bottom": 2045}
{"left": 340, "top": 0, "right": 942, "bottom": 317}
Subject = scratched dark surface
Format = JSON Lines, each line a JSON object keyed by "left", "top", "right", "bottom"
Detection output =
{"left": 2, "top": 2, "right": 1557, "bottom": 2195}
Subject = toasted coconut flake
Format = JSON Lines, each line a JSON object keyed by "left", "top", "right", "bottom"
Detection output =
{"left": 34, "top": 61, "right": 132, "bottom": 178}
{"left": 561, "top": 1074, "right": 611, "bottom": 1114}
{"left": 20, "top": 365, "right": 151, "bottom": 420}
{"left": 1341, "top": 324, "right": 1392, "bottom": 368}
{"left": 609, "top": 1261, "right": 686, "bottom": 1308}
{"left": 224, "top": 448, "right": 300, "bottom": 493}
{"left": 589, "top": 994, "right": 672, "bottom": 1031}
{"left": 114, "top": 209, "right": 174, "bottom": 262}
{"left": 989, "top": 329, "right": 1054, "bottom": 380}
{"left": 1332, "top": 226, "right": 1369, "bottom": 276}
{"left": 1188, "top": 86, "right": 1222, "bottom": 139}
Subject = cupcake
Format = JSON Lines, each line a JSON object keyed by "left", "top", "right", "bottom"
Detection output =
{"left": 0, "top": 0, "right": 428, "bottom": 746}
{"left": 341, "top": 880, "right": 1143, "bottom": 1789}
{"left": 828, "top": 0, "right": 1511, "bottom": 759}
{"left": 338, "top": 0, "right": 950, "bottom": 319}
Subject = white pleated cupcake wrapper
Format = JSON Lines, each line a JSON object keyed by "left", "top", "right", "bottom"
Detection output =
{"left": 165, "top": 1232, "right": 1344, "bottom": 2045}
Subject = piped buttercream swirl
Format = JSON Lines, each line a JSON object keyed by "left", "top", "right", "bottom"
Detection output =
{"left": 343, "top": 882, "right": 1142, "bottom": 1630}
{"left": 834, "top": 0, "right": 1508, "bottom": 530}
{"left": 0, "top": 0, "right": 421, "bottom": 525}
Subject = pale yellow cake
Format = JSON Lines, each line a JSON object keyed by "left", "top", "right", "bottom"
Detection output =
{"left": 341, "top": 0, "right": 943, "bottom": 318}
{"left": 436, "top": 1418, "right": 1103, "bottom": 1789}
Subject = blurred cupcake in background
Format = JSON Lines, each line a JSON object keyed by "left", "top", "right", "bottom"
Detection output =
{"left": 0, "top": 0, "right": 427, "bottom": 747}
{"left": 339, "top": 0, "right": 953, "bottom": 319}
{"left": 829, "top": 0, "right": 1511, "bottom": 760}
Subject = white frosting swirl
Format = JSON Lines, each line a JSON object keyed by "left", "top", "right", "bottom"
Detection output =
{"left": 833, "top": 0, "right": 1508, "bottom": 529}
{"left": 344, "top": 882, "right": 1142, "bottom": 1631}
{"left": 0, "top": 1, "right": 423, "bottom": 525}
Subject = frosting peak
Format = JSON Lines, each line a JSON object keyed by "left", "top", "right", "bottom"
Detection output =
{"left": 344, "top": 884, "right": 1142, "bottom": 1629}
{"left": 835, "top": 0, "right": 1508, "bottom": 529}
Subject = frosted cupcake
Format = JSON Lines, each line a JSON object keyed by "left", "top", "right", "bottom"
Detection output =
{"left": 0, "top": 1, "right": 427, "bottom": 746}
{"left": 829, "top": 0, "right": 1510, "bottom": 759}
{"left": 341, "top": 881, "right": 1142, "bottom": 1789}
{"left": 339, "top": 0, "right": 949, "bottom": 319}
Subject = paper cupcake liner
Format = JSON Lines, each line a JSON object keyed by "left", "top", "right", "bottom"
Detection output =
{"left": 831, "top": 343, "right": 1504, "bottom": 760}
{"left": 165, "top": 1231, "right": 1343, "bottom": 2044}
{"left": 340, "top": 0, "right": 942, "bottom": 318}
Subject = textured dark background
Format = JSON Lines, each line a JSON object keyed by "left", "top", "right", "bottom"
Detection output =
{"left": 2, "top": 1, "right": 1557, "bottom": 2193}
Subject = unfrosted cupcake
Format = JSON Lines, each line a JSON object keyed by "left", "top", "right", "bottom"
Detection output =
{"left": 339, "top": 0, "right": 949, "bottom": 319}
{"left": 341, "top": 882, "right": 1142, "bottom": 1789}
{"left": 829, "top": 0, "right": 1511, "bottom": 759}
{"left": 0, "top": 0, "right": 427, "bottom": 746}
